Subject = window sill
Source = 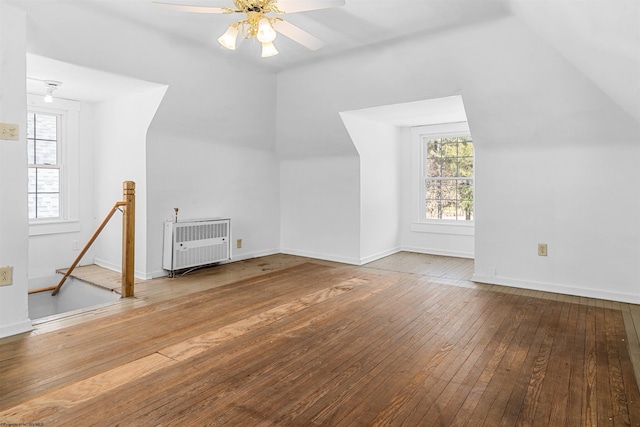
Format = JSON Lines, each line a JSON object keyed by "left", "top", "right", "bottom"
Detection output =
{"left": 29, "top": 220, "right": 81, "bottom": 236}
{"left": 411, "top": 221, "right": 474, "bottom": 236}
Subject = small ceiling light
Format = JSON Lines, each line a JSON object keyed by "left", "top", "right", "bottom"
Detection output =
{"left": 218, "top": 24, "right": 239, "bottom": 50}
{"left": 257, "top": 17, "right": 276, "bottom": 43}
{"left": 44, "top": 80, "right": 62, "bottom": 103}
{"left": 261, "top": 41, "right": 278, "bottom": 57}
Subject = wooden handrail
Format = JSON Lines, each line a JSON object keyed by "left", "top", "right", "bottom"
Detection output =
{"left": 51, "top": 201, "right": 126, "bottom": 296}
{"left": 28, "top": 286, "right": 57, "bottom": 294}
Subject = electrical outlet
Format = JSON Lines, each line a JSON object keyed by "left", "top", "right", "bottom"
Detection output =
{"left": 0, "top": 123, "right": 19, "bottom": 140}
{"left": 538, "top": 243, "right": 548, "bottom": 256}
{"left": 0, "top": 266, "right": 13, "bottom": 286}
{"left": 237, "top": 239, "right": 242, "bottom": 249}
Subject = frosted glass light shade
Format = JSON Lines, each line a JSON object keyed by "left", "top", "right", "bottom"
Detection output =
{"left": 261, "top": 41, "right": 278, "bottom": 57}
{"left": 218, "top": 25, "right": 238, "bottom": 50}
{"left": 257, "top": 18, "right": 276, "bottom": 43}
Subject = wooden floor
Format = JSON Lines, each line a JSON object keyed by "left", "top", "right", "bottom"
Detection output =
{"left": 1, "top": 253, "right": 639, "bottom": 426}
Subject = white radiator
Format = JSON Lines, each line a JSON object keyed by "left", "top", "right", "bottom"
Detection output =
{"left": 163, "top": 218, "right": 231, "bottom": 273}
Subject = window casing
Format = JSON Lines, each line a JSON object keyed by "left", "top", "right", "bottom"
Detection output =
{"left": 411, "top": 122, "right": 474, "bottom": 232}
{"left": 27, "top": 111, "right": 62, "bottom": 219}
{"left": 422, "top": 135, "right": 474, "bottom": 221}
{"left": 27, "top": 94, "right": 81, "bottom": 235}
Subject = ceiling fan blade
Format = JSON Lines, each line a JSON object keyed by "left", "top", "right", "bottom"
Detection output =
{"left": 273, "top": 20, "right": 325, "bottom": 51}
{"left": 275, "top": 0, "right": 345, "bottom": 14}
{"left": 152, "top": 2, "right": 233, "bottom": 14}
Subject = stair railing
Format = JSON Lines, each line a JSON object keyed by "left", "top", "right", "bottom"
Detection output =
{"left": 51, "top": 181, "right": 135, "bottom": 297}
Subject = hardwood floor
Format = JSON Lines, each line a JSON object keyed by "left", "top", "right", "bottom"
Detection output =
{"left": 1, "top": 253, "right": 639, "bottom": 426}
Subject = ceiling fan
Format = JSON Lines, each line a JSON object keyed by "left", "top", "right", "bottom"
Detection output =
{"left": 153, "top": 0, "right": 345, "bottom": 57}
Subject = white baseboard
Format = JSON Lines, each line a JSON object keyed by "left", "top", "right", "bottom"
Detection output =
{"left": 471, "top": 274, "right": 640, "bottom": 305}
{"left": 280, "top": 248, "right": 361, "bottom": 265}
{"left": 360, "top": 247, "right": 402, "bottom": 265}
{"left": 0, "top": 319, "right": 34, "bottom": 339}
{"left": 94, "top": 257, "right": 150, "bottom": 280}
{"left": 402, "top": 246, "right": 474, "bottom": 259}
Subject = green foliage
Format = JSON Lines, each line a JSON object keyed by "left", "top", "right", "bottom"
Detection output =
{"left": 425, "top": 136, "right": 474, "bottom": 220}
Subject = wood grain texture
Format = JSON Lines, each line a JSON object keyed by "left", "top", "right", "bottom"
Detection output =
{"left": 1, "top": 254, "right": 639, "bottom": 426}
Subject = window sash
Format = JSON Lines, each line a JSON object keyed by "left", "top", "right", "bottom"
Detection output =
{"left": 420, "top": 133, "right": 474, "bottom": 222}
{"left": 27, "top": 111, "right": 62, "bottom": 220}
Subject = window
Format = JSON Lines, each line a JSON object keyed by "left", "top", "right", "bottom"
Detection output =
{"left": 422, "top": 135, "right": 474, "bottom": 221}
{"left": 27, "top": 94, "right": 80, "bottom": 235}
{"left": 27, "top": 112, "right": 61, "bottom": 219}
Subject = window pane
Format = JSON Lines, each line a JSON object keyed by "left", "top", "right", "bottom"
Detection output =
{"left": 427, "top": 139, "right": 442, "bottom": 158}
{"left": 27, "top": 139, "right": 35, "bottom": 164}
{"left": 28, "top": 194, "right": 36, "bottom": 219}
{"left": 458, "top": 181, "right": 474, "bottom": 220}
{"left": 35, "top": 114, "right": 57, "bottom": 140}
{"left": 458, "top": 157, "right": 473, "bottom": 177}
{"left": 423, "top": 134, "right": 474, "bottom": 221}
{"left": 35, "top": 139, "right": 57, "bottom": 165}
{"left": 36, "top": 194, "right": 60, "bottom": 218}
{"left": 36, "top": 169, "right": 59, "bottom": 192}
{"left": 27, "top": 113, "right": 35, "bottom": 139}
{"left": 427, "top": 157, "right": 442, "bottom": 177}
{"left": 28, "top": 168, "right": 36, "bottom": 192}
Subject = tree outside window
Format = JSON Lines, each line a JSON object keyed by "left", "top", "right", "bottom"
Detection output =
{"left": 423, "top": 135, "right": 474, "bottom": 221}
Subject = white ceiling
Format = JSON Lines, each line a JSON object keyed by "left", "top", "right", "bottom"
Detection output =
{"left": 26, "top": 54, "right": 166, "bottom": 103}
{"left": 28, "top": 0, "right": 510, "bottom": 71}
{"left": 16, "top": 0, "right": 511, "bottom": 103}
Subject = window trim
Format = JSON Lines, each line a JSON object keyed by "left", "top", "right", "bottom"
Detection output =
{"left": 411, "top": 122, "right": 474, "bottom": 232}
{"left": 27, "top": 94, "right": 81, "bottom": 236}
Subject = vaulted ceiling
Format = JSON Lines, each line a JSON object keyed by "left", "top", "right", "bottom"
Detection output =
{"left": 12, "top": 0, "right": 640, "bottom": 124}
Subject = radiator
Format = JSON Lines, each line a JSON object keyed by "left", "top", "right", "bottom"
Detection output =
{"left": 163, "top": 218, "right": 231, "bottom": 273}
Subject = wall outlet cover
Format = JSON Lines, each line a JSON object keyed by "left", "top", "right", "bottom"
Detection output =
{"left": 0, "top": 266, "right": 13, "bottom": 286}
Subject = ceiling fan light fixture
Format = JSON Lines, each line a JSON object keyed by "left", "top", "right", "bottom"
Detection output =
{"left": 218, "top": 24, "right": 239, "bottom": 50}
{"left": 256, "top": 17, "right": 276, "bottom": 43}
{"left": 261, "top": 41, "right": 278, "bottom": 57}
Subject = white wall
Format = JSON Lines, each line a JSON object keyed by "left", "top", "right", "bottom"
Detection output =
{"left": 0, "top": 1, "right": 32, "bottom": 337}
{"left": 17, "top": 1, "right": 280, "bottom": 279}
{"left": 27, "top": 100, "right": 97, "bottom": 289}
{"left": 399, "top": 128, "right": 475, "bottom": 259}
{"left": 146, "top": 133, "right": 281, "bottom": 277}
{"left": 92, "top": 87, "right": 166, "bottom": 279}
{"left": 340, "top": 113, "right": 401, "bottom": 263}
{"left": 277, "top": 16, "right": 640, "bottom": 302}
{"left": 280, "top": 156, "right": 361, "bottom": 264}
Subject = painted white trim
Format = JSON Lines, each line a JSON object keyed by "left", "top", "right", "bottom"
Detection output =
{"left": 360, "top": 247, "right": 402, "bottom": 265}
{"left": 0, "top": 320, "right": 34, "bottom": 339}
{"left": 402, "top": 246, "right": 474, "bottom": 259}
{"left": 411, "top": 122, "right": 474, "bottom": 225}
{"left": 28, "top": 220, "right": 81, "bottom": 236}
{"left": 280, "top": 248, "right": 361, "bottom": 265}
{"left": 471, "top": 274, "right": 640, "bottom": 305}
{"left": 27, "top": 95, "right": 81, "bottom": 235}
{"left": 410, "top": 222, "right": 474, "bottom": 235}
{"left": 93, "top": 257, "right": 149, "bottom": 281}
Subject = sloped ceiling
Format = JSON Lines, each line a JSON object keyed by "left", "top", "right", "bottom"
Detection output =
{"left": 509, "top": 0, "right": 640, "bottom": 123}
{"left": 10, "top": 0, "right": 639, "bottom": 123}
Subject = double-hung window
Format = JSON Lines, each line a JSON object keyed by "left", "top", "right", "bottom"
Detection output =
{"left": 27, "top": 111, "right": 61, "bottom": 219}
{"left": 422, "top": 134, "right": 474, "bottom": 221}
{"left": 27, "top": 94, "right": 80, "bottom": 235}
{"left": 412, "top": 122, "right": 475, "bottom": 227}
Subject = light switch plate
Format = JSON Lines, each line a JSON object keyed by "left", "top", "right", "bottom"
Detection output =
{"left": 0, "top": 266, "right": 13, "bottom": 286}
{"left": 0, "top": 123, "right": 19, "bottom": 140}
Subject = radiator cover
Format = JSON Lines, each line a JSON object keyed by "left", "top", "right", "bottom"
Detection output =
{"left": 163, "top": 218, "right": 231, "bottom": 273}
